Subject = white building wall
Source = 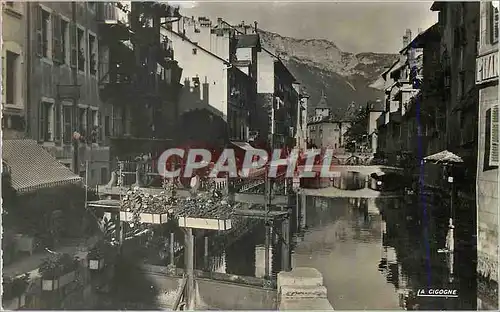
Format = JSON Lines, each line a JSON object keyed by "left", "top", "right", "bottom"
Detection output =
{"left": 163, "top": 28, "right": 228, "bottom": 117}
{"left": 236, "top": 47, "right": 252, "bottom": 61}
{"left": 257, "top": 51, "right": 275, "bottom": 94}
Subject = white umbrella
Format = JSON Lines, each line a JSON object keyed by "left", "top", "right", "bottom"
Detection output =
{"left": 423, "top": 150, "right": 463, "bottom": 164}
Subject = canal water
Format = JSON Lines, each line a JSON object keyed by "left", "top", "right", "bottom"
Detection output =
{"left": 190, "top": 195, "right": 477, "bottom": 310}
{"left": 100, "top": 173, "right": 477, "bottom": 310}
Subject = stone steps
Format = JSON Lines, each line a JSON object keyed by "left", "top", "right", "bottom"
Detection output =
{"left": 277, "top": 267, "right": 334, "bottom": 310}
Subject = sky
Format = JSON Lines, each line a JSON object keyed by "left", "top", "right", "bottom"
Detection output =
{"left": 172, "top": 0, "right": 438, "bottom": 53}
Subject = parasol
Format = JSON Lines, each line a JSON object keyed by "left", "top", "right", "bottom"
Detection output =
{"left": 423, "top": 150, "right": 463, "bottom": 164}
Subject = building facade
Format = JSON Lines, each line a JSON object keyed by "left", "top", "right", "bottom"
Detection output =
{"left": 2, "top": 2, "right": 27, "bottom": 139}
{"left": 96, "top": 2, "right": 183, "bottom": 167}
{"left": 307, "top": 94, "right": 350, "bottom": 151}
{"left": 366, "top": 99, "right": 384, "bottom": 153}
{"left": 163, "top": 18, "right": 255, "bottom": 144}
{"left": 475, "top": 1, "right": 499, "bottom": 309}
{"left": 25, "top": 2, "right": 111, "bottom": 186}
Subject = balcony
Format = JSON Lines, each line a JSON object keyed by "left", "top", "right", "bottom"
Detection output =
{"left": 156, "top": 37, "right": 174, "bottom": 68}
{"left": 376, "top": 114, "right": 386, "bottom": 128}
{"left": 97, "top": 2, "right": 132, "bottom": 41}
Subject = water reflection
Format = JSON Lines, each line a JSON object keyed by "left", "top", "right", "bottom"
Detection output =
{"left": 290, "top": 195, "right": 475, "bottom": 310}
{"left": 177, "top": 192, "right": 475, "bottom": 310}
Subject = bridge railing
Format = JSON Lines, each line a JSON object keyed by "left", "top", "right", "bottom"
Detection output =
{"left": 230, "top": 171, "right": 292, "bottom": 195}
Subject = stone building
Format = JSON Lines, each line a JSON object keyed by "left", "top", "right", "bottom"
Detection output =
{"left": 475, "top": 1, "right": 499, "bottom": 309}
{"left": 162, "top": 23, "right": 253, "bottom": 144}
{"left": 97, "top": 2, "right": 183, "bottom": 167}
{"left": 219, "top": 19, "right": 299, "bottom": 149}
{"left": 366, "top": 99, "right": 384, "bottom": 153}
{"left": 2, "top": 2, "right": 27, "bottom": 139}
{"left": 24, "top": 2, "right": 110, "bottom": 186}
{"left": 166, "top": 17, "right": 298, "bottom": 149}
{"left": 307, "top": 94, "right": 350, "bottom": 151}
{"left": 430, "top": 1, "right": 480, "bottom": 190}
{"left": 428, "top": 2, "right": 481, "bottom": 309}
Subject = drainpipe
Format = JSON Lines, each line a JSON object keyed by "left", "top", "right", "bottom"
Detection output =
{"left": 71, "top": 2, "right": 80, "bottom": 175}
{"left": 26, "top": 3, "right": 32, "bottom": 137}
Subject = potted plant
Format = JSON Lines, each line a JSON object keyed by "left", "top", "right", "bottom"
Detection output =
{"left": 120, "top": 186, "right": 176, "bottom": 225}
{"left": 39, "top": 253, "right": 79, "bottom": 291}
{"left": 2, "top": 273, "right": 29, "bottom": 309}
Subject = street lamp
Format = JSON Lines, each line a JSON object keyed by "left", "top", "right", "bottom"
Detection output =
{"left": 72, "top": 131, "right": 81, "bottom": 175}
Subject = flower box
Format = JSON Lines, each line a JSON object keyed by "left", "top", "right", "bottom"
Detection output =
{"left": 3, "top": 294, "right": 26, "bottom": 310}
{"left": 2, "top": 273, "right": 30, "bottom": 308}
{"left": 178, "top": 217, "right": 232, "bottom": 231}
{"left": 89, "top": 258, "right": 105, "bottom": 271}
{"left": 42, "top": 271, "right": 76, "bottom": 291}
{"left": 39, "top": 253, "right": 79, "bottom": 291}
{"left": 120, "top": 211, "right": 169, "bottom": 224}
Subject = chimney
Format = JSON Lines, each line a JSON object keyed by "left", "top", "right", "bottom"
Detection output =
{"left": 217, "top": 17, "right": 223, "bottom": 28}
{"left": 403, "top": 28, "right": 412, "bottom": 48}
{"left": 254, "top": 21, "right": 258, "bottom": 32}
{"left": 418, "top": 28, "right": 423, "bottom": 34}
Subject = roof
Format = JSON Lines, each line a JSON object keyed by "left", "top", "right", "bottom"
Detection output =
{"left": 316, "top": 94, "right": 329, "bottom": 108}
{"left": 430, "top": 2, "right": 444, "bottom": 11}
{"left": 385, "top": 81, "right": 398, "bottom": 93}
{"left": 163, "top": 26, "right": 230, "bottom": 65}
{"left": 220, "top": 19, "right": 282, "bottom": 65}
{"left": 368, "top": 100, "right": 385, "bottom": 112}
{"left": 381, "top": 60, "right": 400, "bottom": 79}
{"left": 274, "top": 58, "right": 297, "bottom": 82}
{"left": 236, "top": 34, "right": 261, "bottom": 48}
{"left": 399, "top": 23, "right": 440, "bottom": 54}
{"left": 2, "top": 140, "right": 82, "bottom": 194}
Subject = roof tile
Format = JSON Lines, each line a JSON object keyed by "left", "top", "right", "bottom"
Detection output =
{"left": 2, "top": 140, "right": 82, "bottom": 193}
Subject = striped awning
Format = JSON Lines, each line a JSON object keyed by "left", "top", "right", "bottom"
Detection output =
{"left": 2, "top": 140, "right": 82, "bottom": 194}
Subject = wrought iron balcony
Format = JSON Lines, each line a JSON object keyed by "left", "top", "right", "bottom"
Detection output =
{"left": 97, "top": 2, "right": 130, "bottom": 24}
{"left": 97, "top": 2, "right": 132, "bottom": 41}
{"left": 160, "top": 39, "right": 174, "bottom": 61}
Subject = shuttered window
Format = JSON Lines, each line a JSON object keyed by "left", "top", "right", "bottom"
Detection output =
{"left": 54, "top": 102, "right": 61, "bottom": 142}
{"left": 63, "top": 105, "right": 73, "bottom": 144}
{"left": 35, "top": 6, "right": 44, "bottom": 56}
{"left": 490, "top": 105, "right": 499, "bottom": 167}
{"left": 492, "top": 2, "right": 499, "bottom": 43}
{"left": 39, "top": 101, "right": 53, "bottom": 142}
{"left": 52, "top": 14, "right": 62, "bottom": 63}
{"left": 70, "top": 24, "right": 77, "bottom": 68}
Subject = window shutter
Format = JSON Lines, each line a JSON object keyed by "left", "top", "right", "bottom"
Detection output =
{"left": 97, "top": 111, "right": 103, "bottom": 143}
{"left": 489, "top": 105, "right": 499, "bottom": 166}
{"left": 39, "top": 102, "right": 46, "bottom": 142}
{"left": 52, "top": 15, "right": 60, "bottom": 61}
{"left": 70, "top": 23, "right": 77, "bottom": 68}
{"left": 36, "top": 6, "right": 43, "bottom": 56}
{"left": 493, "top": 4, "right": 499, "bottom": 43}
{"left": 54, "top": 103, "right": 61, "bottom": 142}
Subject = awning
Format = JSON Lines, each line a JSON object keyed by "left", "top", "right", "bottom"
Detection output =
{"left": 423, "top": 150, "right": 464, "bottom": 164}
{"left": 231, "top": 141, "right": 259, "bottom": 152}
{"left": 2, "top": 140, "right": 82, "bottom": 194}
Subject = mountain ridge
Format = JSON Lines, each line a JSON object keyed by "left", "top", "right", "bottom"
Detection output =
{"left": 258, "top": 30, "right": 399, "bottom": 115}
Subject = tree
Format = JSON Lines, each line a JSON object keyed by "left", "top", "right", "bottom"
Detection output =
{"left": 345, "top": 106, "right": 369, "bottom": 148}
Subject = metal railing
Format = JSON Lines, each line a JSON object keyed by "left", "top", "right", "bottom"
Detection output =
{"left": 97, "top": 2, "right": 130, "bottom": 25}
